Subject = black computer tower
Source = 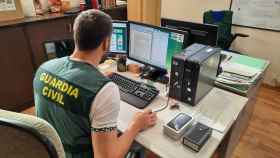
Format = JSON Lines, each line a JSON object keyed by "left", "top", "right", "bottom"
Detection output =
{"left": 169, "top": 44, "right": 221, "bottom": 106}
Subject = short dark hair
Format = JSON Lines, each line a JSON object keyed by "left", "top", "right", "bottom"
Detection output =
{"left": 73, "top": 9, "right": 112, "bottom": 51}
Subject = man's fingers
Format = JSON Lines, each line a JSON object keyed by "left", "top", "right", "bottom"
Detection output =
{"left": 150, "top": 116, "right": 157, "bottom": 124}
{"left": 144, "top": 109, "right": 152, "bottom": 114}
{"left": 150, "top": 112, "right": 157, "bottom": 117}
{"left": 104, "top": 71, "right": 113, "bottom": 77}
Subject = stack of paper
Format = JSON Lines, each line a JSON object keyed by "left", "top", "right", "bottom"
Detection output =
{"left": 216, "top": 54, "right": 268, "bottom": 95}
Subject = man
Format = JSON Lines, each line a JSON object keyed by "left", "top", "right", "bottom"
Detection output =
{"left": 33, "top": 10, "right": 157, "bottom": 158}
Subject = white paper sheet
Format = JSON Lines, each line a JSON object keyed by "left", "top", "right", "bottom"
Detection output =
{"left": 0, "top": 0, "right": 16, "bottom": 11}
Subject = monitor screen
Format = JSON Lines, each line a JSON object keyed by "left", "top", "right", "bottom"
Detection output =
{"left": 43, "top": 39, "right": 75, "bottom": 60}
{"left": 110, "top": 21, "right": 128, "bottom": 54}
{"left": 161, "top": 18, "right": 218, "bottom": 47}
{"left": 128, "top": 22, "right": 186, "bottom": 69}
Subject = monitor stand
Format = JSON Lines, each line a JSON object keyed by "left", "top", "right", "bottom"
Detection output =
{"left": 140, "top": 65, "right": 169, "bottom": 84}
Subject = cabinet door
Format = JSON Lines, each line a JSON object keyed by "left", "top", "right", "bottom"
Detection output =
{"left": 0, "top": 26, "right": 34, "bottom": 111}
{"left": 128, "top": 0, "right": 143, "bottom": 22}
{"left": 128, "top": 0, "right": 161, "bottom": 25}
{"left": 25, "top": 17, "right": 74, "bottom": 68}
{"left": 142, "top": 0, "right": 161, "bottom": 26}
{"left": 104, "top": 5, "right": 127, "bottom": 20}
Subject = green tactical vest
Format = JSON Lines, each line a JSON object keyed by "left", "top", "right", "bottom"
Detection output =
{"left": 33, "top": 57, "right": 110, "bottom": 158}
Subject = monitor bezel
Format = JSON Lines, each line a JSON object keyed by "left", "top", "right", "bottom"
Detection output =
{"left": 108, "top": 20, "right": 129, "bottom": 55}
{"left": 127, "top": 21, "right": 189, "bottom": 70}
{"left": 161, "top": 18, "right": 218, "bottom": 47}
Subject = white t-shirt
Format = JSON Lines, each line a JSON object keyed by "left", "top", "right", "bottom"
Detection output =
{"left": 69, "top": 57, "right": 120, "bottom": 133}
{"left": 89, "top": 82, "right": 120, "bottom": 132}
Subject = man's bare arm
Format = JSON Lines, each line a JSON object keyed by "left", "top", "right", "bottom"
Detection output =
{"left": 92, "top": 110, "right": 157, "bottom": 158}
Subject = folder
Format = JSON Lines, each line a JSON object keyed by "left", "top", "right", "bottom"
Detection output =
{"left": 230, "top": 55, "right": 267, "bottom": 70}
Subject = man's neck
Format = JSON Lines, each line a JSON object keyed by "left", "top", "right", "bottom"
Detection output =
{"left": 70, "top": 49, "right": 102, "bottom": 67}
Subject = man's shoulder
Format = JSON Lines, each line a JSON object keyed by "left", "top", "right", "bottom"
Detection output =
{"left": 100, "top": 82, "right": 119, "bottom": 93}
{"left": 34, "top": 57, "right": 67, "bottom": 79}
{"left": 40, "top": 57, "right": 68, "bottom": 69}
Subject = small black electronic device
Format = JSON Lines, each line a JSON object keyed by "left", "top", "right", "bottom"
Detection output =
{"left": 117, "top": 55, "right": 127, "bottom": 72}
{"left": 161, "top": 18, "right": 218, "bottom": 47}
{"left": 169, "top": 43, "right": 221, "bottom": 106}
{"left": 110, "top": 73, "right": 159, "bottom": 109}
{"left": 182, "top": 122, "right": 212, "bottom": 152}
{"left": 43, "top": 39, "right": 75, "bottom": 60}
{"left": 163, "top": 113, "right": 193, "bottom": 140}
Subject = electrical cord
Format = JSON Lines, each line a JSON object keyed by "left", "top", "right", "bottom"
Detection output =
{"left": 152, "top": 95, "right": 170, "bottom": 113}
{"left": 150, "top": 80, "right": 225, "bottom": 133}
{"left": 152, "top": 81, "right": 171, "bottom": 113}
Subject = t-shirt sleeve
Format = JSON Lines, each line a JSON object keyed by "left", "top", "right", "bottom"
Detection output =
{"left": 89, "top": 82, "right": 120, "bottom": 133}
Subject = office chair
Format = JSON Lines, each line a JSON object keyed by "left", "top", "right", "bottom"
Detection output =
{"left": 0, "top": 109, "right": 65, "bottom": 158}
{"left": 203, "top": 10, "right": 249, "bottom": 51}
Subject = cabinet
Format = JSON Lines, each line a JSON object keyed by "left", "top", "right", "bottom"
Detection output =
{"left": 26, "top": 17, "right": 74, "bottom": 68}
{"left": 0, "top": 26, "right": 34, "bottom": 111}
{"left": 127, "top": 0, "right": 161, "bottom": 26}
{"left": 27, "top": 7, "right": 127, "bottom": 69}
{"left": 0, "top": 6, "right": 127, "bottom": 111}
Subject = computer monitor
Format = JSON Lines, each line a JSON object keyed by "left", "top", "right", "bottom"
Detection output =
{"left": 109, "top": 21, "right": 128, "bottom": 54}
{"left": 128, "top": 21, "right": 188, "bottom": 70}
{"left": 43, "top": 39, "right": 75, "bottom": 60}
{"left": 161, "top": 18, "right": 218, "bottom": 47}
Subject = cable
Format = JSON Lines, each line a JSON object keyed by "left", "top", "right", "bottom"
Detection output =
{"left": 152, "top": 93, "right": 170, "bottom": 113}
{"left": 151, "top": 79, "right": 171, "bottom": 113}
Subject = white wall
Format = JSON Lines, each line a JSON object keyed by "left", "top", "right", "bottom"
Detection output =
{"left": 161, "top": 0, "right": 280, "bottom": 87}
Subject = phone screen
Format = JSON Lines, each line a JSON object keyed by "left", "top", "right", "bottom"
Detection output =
{"left": 167, "top": 113, "right": 192, "bottom": 131}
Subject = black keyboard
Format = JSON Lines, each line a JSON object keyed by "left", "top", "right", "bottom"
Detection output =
{"left": 110, "top": 73, "right": 159, "bottom": 109}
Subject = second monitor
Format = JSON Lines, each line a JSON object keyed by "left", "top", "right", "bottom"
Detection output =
{"left": 109, "top": 21, "right": 128, "bottom": 54}
{"left": 128, "top": 21, "right": 188, "bottom": 70}
{"left": 161, "top": 18, "right": 218, "bottom": 47}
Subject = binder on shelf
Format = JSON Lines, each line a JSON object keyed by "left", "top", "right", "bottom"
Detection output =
{"left": 100, "top": 0, "right": 116, "bottom": 9}
{"left": 230, "top": 54, "right": 267, "bottom": 70}
{"left": 85, "top": 0, "right": 92, "bottom": 9}
{"left": 92, "top": 0, "right": 99, "bottom": 9}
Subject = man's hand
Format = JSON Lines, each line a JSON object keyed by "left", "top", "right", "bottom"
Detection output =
{"left": 103, "top": 71, "right": 114, "bottom": 77}
{"left": 131, "top": 109, "right": 157, "bottom": 132}
{"left": 92, "top": 109, "right": 157, "bottom": 158}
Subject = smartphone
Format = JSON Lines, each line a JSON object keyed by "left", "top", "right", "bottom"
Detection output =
{"left": 167, "top": 113, "right": 192, "bottom": 131}
{"left": 164, "top": 113, "right": 193, "bottom": 140}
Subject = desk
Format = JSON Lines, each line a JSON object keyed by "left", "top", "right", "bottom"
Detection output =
{"left": 112, "top": 71, "right": 248, "bottom": 158}
{"left": 216, "top": 51, "right": 270, "bottom": 158}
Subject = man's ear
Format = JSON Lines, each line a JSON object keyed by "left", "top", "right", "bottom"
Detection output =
{"left": 102, "top": 37, "right": 111, "bottom": 52}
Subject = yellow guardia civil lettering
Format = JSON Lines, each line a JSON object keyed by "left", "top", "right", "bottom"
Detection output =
{"left": 40, "top": 72, "right": 80, "bottom": 102}
{"left": 42, "top": 86, "right": 65, "bottom": 105}
{"left": 70, "top": 88, "right": 79, "bottom": 99}
{"left": 40, "top": 73, "right": 47, "bottom": 81}
{"left": 42, "top": 86, "right": 48, "bottom": 96}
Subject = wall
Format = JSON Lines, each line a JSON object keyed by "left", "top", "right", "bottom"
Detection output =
{"left": 161, "top": 0, "right": 280, "bottom": 87}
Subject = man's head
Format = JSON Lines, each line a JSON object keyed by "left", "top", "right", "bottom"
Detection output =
{"left": 73, "top": 9, "right": 112, "bottom": 53}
